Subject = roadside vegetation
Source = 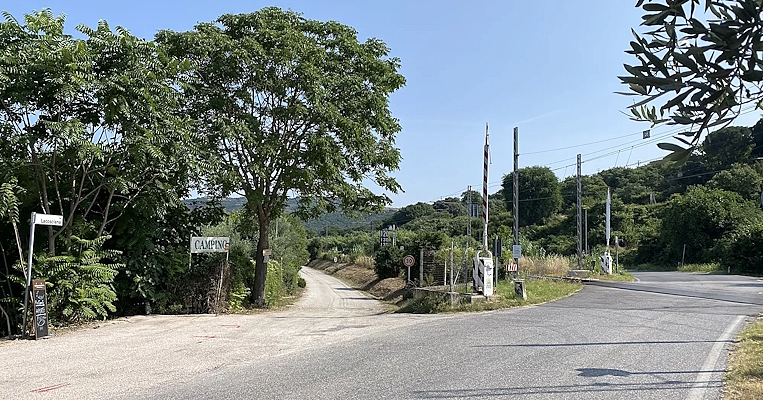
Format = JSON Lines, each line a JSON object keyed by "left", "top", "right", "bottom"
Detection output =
{"left": 0, "top": 8, "right": 403, "bottom": 337}
{"left": 725, "top": 317, "right": 763, "bottom": 400}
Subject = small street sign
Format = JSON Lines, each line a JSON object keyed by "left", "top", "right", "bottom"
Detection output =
{"left": 643, "top": 130, "right": 651, "bottom": 139}
{"left": 380, "top": 229, "right": 389, "bottom": 246}
{"left": 262, "top": 248, "right": 272, "bottom": 256}
{"left": 512, "top": 245, "right": 522, "bottom": 259}
{"left": 33, "top": 213, "right": 63, "bottom": 226}
{"left": 403, "top": 255, "right": 415, "bottom": 267}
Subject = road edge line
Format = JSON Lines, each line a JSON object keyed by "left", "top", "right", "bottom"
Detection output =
{"left": 685, "top": 315, "right": 746, "bottom": 400}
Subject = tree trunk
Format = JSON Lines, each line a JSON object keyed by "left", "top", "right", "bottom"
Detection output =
{"left": 251, "top": 206, "right": 270, "bottom": 308}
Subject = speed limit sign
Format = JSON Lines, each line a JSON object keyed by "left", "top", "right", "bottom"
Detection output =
{"left": 403, "top": 255, "right": 415, "bottom": 267}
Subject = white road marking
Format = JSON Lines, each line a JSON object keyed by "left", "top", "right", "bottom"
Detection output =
{"left": 685, "top": 315, "right": 746, "bottom": 400}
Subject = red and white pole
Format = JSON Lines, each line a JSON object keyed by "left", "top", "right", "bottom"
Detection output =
{"left": 483, "top": 123, "right": 489, "bottom": 251}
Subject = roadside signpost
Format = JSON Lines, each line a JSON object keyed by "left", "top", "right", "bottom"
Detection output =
{"left": 32, "top": 280, "right": 50, "bottom": 339}
{"left": 403, "top": 255, "right": 415, "bottom": 283}
{"left": 190, "top": 236, "right": 231, "bottom": 313}
{"left": 22, "top": 212, "right": 63, "bottom": 337}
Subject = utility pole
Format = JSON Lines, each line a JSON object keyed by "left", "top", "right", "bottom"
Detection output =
{"left": 576, "top": 154, "right": 582, "bottom": 269}
{"left": 513, "top": 127, "right": 519, "bottom": 249}
{"left": 482, "top": 123, "right": 489, "bottom": 251}
{"left": 467, "top": 185, "right": 472, "bottom": 242}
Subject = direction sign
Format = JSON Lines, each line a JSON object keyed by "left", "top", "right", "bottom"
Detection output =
{"left": 403, "top": 255, "right": 415, "bottom": 267}
{"left": 190, "top": 237, "right": 230, "bottom": 253}
{"left": 33, "top": 213, "right": 63, "bottom": 226}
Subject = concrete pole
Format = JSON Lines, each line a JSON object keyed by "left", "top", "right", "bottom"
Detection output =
{"left": 450, "top": 241, "right": 454, "bottom": 293}
{"left": 419, "top": 247, "right": 424, "bottom": 287}
{"left": 482, "top": 123, "right": 489, "bottom": 251}
{"left": 513, "top": 127, "right": 519, "bottom": 269}
{"left": 576, "top": 154, "right": 583, "bottom": 269}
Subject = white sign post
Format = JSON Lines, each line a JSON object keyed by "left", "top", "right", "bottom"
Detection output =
{"left": 190, "top": 237, "right": 230, "bottom": 253}
{"left": 22, "top": 212, "right": 64, "bottom": 336}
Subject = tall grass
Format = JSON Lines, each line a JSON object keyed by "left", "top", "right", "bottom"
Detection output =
{"left": 518, "top": 255, "right": 572, "bottom": 277}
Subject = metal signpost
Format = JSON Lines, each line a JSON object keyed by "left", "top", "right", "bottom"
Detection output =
{"left": 403, "top": 255, "right": 415, "bottom": 283}
{"left": 22, "top": 212, "right": 63, "bottom": 337}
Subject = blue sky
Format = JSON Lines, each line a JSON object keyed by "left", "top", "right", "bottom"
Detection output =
{"left": 5, "top": 1, "right": 762, "bottom": 207}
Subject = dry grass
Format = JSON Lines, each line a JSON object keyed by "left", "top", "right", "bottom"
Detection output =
{"left": 519, "top": 255, "right": 572, "bottom": 277}
{"left": 725, "top": 316, "right": 763, "bottom": 400}
{"left": 353, "top": 255, "right": 375, "bottom": 269}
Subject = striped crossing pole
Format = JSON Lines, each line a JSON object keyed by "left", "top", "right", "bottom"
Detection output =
{"left": 483, "top": 123, "right": 489, "bottom": 251}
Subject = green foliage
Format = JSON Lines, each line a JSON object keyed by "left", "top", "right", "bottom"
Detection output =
{"left": 374, "top": 245, "right": 404, "bottom": 279}
{"left": 502, "top": 166, "right": 561, "bottom": 226}
{"left": 621, "top": 0, "right": 763, "bottom": 160}
{"left": 702, "top": 127, "right": 755, "bottom": 169}
{"left": 264, "top": 260, "right": 283, "bottom": 306}
{"left": 157, "top": 8, "right": 405, "bottom": 306}
{"left": 387, "top": 202, "right": 435, "bottom": 226}
{"left": 0, "top": 9, "right": 201, "bottom": 252}
{"left": 660, "top": 186, "right": 763, "bottom": 263}
{"left": 0, "top": 177, "right": 23, "bottom": 223}
{"left": 718, "top": 223, "right": 763, "bottom": 274}
{"left": 38, "top": 235, "right": 123, "bottom": 323}
{"left": 707, "top": 163, "right": 763, "bottom": 202}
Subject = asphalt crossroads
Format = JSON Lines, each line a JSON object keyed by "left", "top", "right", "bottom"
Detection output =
{"left": 146, "top": 272, "right": 763, "bottom": 400}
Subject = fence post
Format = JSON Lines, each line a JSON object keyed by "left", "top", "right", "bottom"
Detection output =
{"left": 419, "top": 248, "right": 424, "bottom": 286}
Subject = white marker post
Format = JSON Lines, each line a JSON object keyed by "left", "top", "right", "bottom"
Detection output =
{"left": 22, "top": 212, "right": 63, "bottom": 336}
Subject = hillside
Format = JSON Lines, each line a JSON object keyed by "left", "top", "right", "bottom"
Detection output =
{"left": 184, "top": 196, "right": 396, "bottom": 233}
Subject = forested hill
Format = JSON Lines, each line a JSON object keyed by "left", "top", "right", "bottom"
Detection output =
{"left": 184, "top": 197, "right": 396, "bottom": 234}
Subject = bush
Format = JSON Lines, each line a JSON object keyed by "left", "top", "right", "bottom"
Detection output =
{"left": 297, "top": 277, "right": 307, "bottom": 288}
{"left": 718, "top": 223, "right": 763, "bottom": 273}
{"left": 660, "top": 186, "right": 763, "bottom": 264}
{"left": 38, "top": 235, "right": 123, "bottom": 323}
{"left": 374, "top": 245, "right": 404, "bottom": 279}
{"left": 264, "top": 260, "right": 283, "bottom": 306}
{"left": 281, "top": 263, "right": 301, "bottom": 295}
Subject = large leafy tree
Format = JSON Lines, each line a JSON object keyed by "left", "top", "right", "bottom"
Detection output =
{"left": 620, "top": 0, "right": 763, "bottom": 162}
{"left": 502, "top": 166, "right": 562, "bottom": 226}
{"left": 157, "top": 8, "right": 405, "bottom": 307}
{"left": 0, "top": 10, "right": 200, "bottom": 255}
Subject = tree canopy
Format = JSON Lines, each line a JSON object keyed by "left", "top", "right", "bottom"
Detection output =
{"left": 502, "top": 166, "right": 562, "bottom": 226}
{"left": 156, "top": 8, "right": 406, "bottom": 306}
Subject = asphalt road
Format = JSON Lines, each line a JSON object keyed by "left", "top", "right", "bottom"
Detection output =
{"left": 147, "top": 271, "right": 762, "bottom": 400}
{"left": 2, "top": 269, "right": 761, "bottom": 400}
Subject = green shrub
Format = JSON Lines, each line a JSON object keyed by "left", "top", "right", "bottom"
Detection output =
{"left": 718, "top": 223, "right": 763, "bottom": 273}
{"left": 281, "top": 263, "right": 301, "bottom": 295}
{"left": 38, "top": 235, "right": 123, "bottom": 323}
{"left": 227, "top": 285, "right": 250, "bottom": 312}
{"left": 264, "top": 260, "right": 283, "bottom": 306}
{"left": 660, "top": 186, "right": 763, "bottom": 264}
{"left": 297, "top": 277, "right": 306, "bottom": 288}
{"left": 374, "top": 245, "right": 404, "bottom": 279}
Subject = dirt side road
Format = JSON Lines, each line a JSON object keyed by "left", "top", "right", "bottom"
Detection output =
{"left": 0, "top": 267, "right": 440, "bottom": 400}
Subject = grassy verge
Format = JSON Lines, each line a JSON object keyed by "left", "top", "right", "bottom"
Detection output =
{"left": 397, "top": 278, "right": 582, "bottom": 313}
{"left": 591, "top": 271, "right": 635, "bottom": 282}
{"left": 725, "top": 317, "right": 763, "bottom": 400}
{"left": 627, "top": 262, "right": 726, "bottom": 273}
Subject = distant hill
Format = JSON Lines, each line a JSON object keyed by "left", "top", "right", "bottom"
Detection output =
{"left": 183, "top": 196, "right": 396, "bottom": 233}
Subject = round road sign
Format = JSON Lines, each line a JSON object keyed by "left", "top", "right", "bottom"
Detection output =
{"left": 403, "top": 255, "right": 415, "bottom": 267}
